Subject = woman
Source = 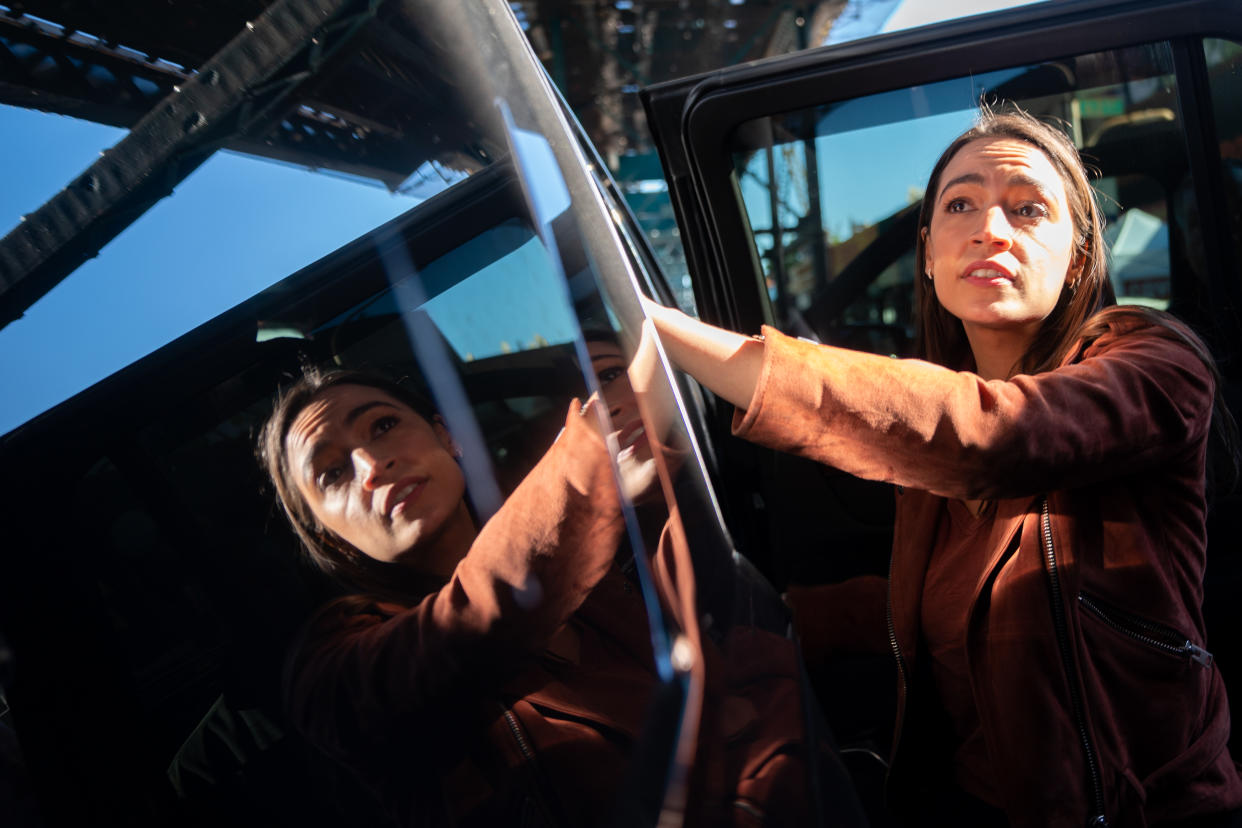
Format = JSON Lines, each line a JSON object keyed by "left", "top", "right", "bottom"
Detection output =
{"left": 641, "top": 109, "right": 1242, "bottom": 826}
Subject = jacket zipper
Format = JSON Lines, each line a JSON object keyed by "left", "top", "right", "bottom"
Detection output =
{"left": 1078, "top": 594, "right": 1213, "bottom": 668}
{"left": 503, "top": 708, "right": 537, "bottom": 762}
{"left": 886, "top": 547, "right": 909, "bottom": 770}
{"left": 1041, "top": 498, "right": 1109, "bottom": 827}
{"left": 502, "top": 707, "right": 560, "bottom": 828}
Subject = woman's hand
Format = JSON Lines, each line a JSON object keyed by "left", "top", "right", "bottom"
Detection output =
{"left": 639, "top": 294, "right": 765, "bottom": 412}
{"left": 576, "top": 384, "right": 661, "bottom": 504}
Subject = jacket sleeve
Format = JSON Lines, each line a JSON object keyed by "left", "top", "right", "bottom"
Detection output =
{"left": 286, "top": 401, "right": 624, "bottom": 762}
{"left": 732, "top": 323, "right": 1215, "bottom": 501}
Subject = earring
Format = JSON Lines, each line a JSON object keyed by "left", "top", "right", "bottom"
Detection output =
{"left": 925, "top": 271, "right": 934, "bottom": 281}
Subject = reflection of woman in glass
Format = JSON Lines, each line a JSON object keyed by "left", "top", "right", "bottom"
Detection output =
{"left": 259, "top": 368, "right": 825, "bottom": 827}
{"left": 586, "top": 332, "right": 664, "bottom": 504}
{"left": 642, "top": 110, "right": 1242, "bottom": 826}
{"left": 260, "top": 369, "right": 640, "bottom": 827}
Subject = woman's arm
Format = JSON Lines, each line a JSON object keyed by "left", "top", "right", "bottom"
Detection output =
{"left": 641, "top": 296, "right": 765, "bottom": 411}
{"left": 640, "top": 297, "right": 1215, "bottom": 500}
{"left": 731, "top": 323, "right": 1215, "bottom": 500}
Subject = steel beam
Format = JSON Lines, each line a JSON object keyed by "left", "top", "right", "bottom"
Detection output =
{"left": 0, "top": 0, "right": 382, "bottom": 329}
{"left": 0, "top": 13, "right": 186, "bottom": 127}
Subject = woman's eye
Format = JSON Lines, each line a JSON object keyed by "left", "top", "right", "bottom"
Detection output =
{"left": 945, "top": 197, "right": 970, "bottom": 213}
{"left": 1014, "top": 202, "right": 1048, "bottom": 219}
{"left": 598, "top": 366, "right": 624, "bottom": 386}
{"left": 317, "top": 466, "right": 345, "bottom": 490}
{"left": 372, "top": 415, "right": 399, "bottom": 437}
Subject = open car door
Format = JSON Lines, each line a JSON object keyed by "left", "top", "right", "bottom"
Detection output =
{"left": 642, "top": 0, "right": 1242, "bottom": 778}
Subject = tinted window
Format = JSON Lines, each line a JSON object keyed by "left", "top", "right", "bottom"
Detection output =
{"left": 1202, "top": 39, "right": 1242, "bottom": 298}
{"left": 0, "top": 5, "right": 678, "bottom": 825}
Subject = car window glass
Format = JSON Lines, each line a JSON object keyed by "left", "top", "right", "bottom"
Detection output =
{"left": 0, "top": 149, "right": 440, "bottom": 435}
{"left": 0, "top": 2, "right": 742, "bottom": 823}
{"left": 319, "top": 221, "right": 581, "bottom": 362}
{"left": 3, "top": 154, "right": 682, "bottom": 827}
{"left": 1201, "top": 39, "right": 1242, "bottom": 295}
{"left": 0, "top": 105, "right": 127, "bottom": 228}
{"left": 1098, "top": 172, "right": 1171, "bottom": 308}
{"left": 730, "top": 42, "right": 1188, "bottom": 354}
{"left": 0, "top": 6, "right": 482, "bottom": 437}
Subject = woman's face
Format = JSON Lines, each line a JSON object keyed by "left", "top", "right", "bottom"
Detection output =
{"left": 588, "top": 339, "right": 659, "bottom": 500}
{"left": 284, "top": 385, "right": 472, "bottom": 571}
{"left": 925, "top": 137, "right": 1079, "bottom": 346}
{"left": 589, "top": 340, "right": 644, "bottom": 451}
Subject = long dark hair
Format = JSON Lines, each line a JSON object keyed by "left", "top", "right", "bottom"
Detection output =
{"left": 258, "top": 367, "right": 448, "bottom": 595}
{"left": 915, "top": 107, "right": 1237, "bottom": 494}
{"left": 913, "top": 107, "right": 1115, "bottom": 375}
{"left": 1075, "top": 306, "right": 1240, "bottom": 497}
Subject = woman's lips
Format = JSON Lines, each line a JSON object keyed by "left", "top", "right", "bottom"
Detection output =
{"left": 617, "top": 420, "right": 649, "bottom": 459}
{"left": 962, "top": 262, "right": 1015, "bottom": 286}
{"left": 388, "top": 477, "right": 428, "bottom": 519}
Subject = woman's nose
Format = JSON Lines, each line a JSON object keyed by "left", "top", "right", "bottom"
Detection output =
{"left": 973, "top": 205, "right": 1013, "bottom": 249}
{"left": 354, "top": 449, "right": 395, "bottom": 490}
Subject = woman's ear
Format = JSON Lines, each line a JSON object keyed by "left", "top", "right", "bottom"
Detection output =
{"left": 432, "top": 416, "right": 463, "bottom": 458}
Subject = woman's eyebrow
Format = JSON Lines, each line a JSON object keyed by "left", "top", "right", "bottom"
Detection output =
{"left": 938, "top": 171, "right": 1057, "bottom": 203}
{"left": 344, "top": 400, "right": 398, "bottom": 425}
{"left": 937, "top": 172, "right": 983, "bottom": 200}
{"left": 1007, "top": 172, "right": 1056, "bottom": 199}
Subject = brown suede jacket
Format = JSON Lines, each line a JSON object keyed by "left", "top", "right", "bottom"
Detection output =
{"left": 734, "top": 316, "right": 1242, "bottom": 827}
{"left": 285, "top": 403, "right": 822, "bottom": 827}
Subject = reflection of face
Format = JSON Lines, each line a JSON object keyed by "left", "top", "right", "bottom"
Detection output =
{"left": 285, "top": 385, "right": 474, "bottom": 574}
{"left": 589, "top": 340, "right": 648, "bottom": 458}
{"left": 926, "top": 138, "right": 1077, "bottom": 346}
{"left": 588, "top": 339, "right": 659, "bottom": 500}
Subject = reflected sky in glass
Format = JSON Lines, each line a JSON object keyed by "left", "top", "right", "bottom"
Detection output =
{"left": 0, "top": 107, "right": 429, "bottom": 434}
